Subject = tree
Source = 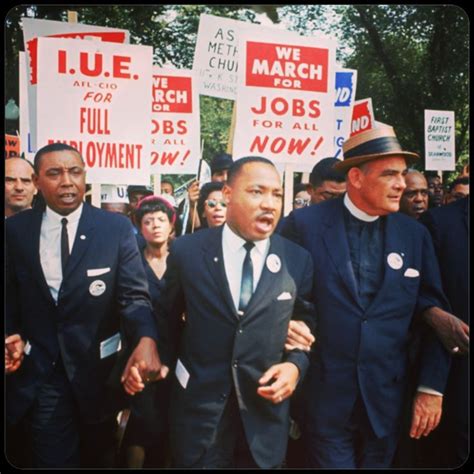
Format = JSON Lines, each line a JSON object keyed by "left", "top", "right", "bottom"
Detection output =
{"left": 281, "top": 5, "right": 469, "bottom": 176}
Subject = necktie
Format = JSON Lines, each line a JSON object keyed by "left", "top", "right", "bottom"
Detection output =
{"left": 61, "top": 217, "right": 69, "bottom": 274}
{"left": 238, "top": 241, "right": 255, "bottom": 312}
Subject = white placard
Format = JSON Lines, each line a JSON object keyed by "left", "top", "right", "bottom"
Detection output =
{"left": 36, "top": 37, "right": 152, "bottom": 185}
{"left": 424, "top": 110, "right": 456, "bottom": 171}
{"left": 100, "top": 184, "right": 128, "bottom": 203}
{"left": 19, "top": 52, "right": 35, "bottom": 162}
{"left": 22, "top": 18, "right": 129, "bottom": 151}
{"left": 150, "top": 67, "right": 200, "bottom": 174}
{"left": 233, "top": 29, "right": 337, "bottom": 172}
{"left": 193, "top": 14, "right": 243, "bottom": 100}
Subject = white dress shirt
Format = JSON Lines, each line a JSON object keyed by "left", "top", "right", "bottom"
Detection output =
{"left": 40, "top": 203, "right": 83, "bottom": 302}
{"left": 222, "top": 223, "right": 270, "bottom": 312}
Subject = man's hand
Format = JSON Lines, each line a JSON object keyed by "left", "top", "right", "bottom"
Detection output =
{"left": 187, "top": 180, "right": 200, "bottom": 205}
{"left": 5, "top": 334, "right": 25, "bottom": 374}
{"left": 121, "top": 337, "right": 169, "bottom": 395}
{"left": 285, "top": 320, "right": 315, "bottom": 352}
{"left": 422, "top": 307, "right": 469, "bottom": 355}
{"left": 409, "top": 391, "right": 443, "bottom": 439}
{"left": 257, "top": 362, "right": 299, "bottom": 404}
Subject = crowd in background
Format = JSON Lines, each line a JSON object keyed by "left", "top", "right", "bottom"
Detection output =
{"left": 4, "top": 133, "right": 469, "bottom": 469}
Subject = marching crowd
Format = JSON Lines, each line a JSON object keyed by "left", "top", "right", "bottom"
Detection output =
{"left": 4, "top": 124, "right": 469, "bottom": 469}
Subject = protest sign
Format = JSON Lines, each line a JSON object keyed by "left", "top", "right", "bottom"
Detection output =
{"left": 350, "top": 98, "right": 374, "bottom": 136}
{"left": 334, "top": 68, "right": 357, "bottom": 158}
{"left": 36, "top": 37, "right": 152, "bottom": 185}
{"left": 19, "top": 52, "right": 35, "bottom": 162}
{"left": 233, "top": 29, "right": 337, "bottom": 172}
{"left": 151, "top": 67, "right": 200, "bottom": 174}
{"left": 5, "top": 134, "right": 20, "bottom": 158}
{"left": 100, "top": 184, "right": 128, "bottom": 203}
{"left": 193, "top": 14, "right": 243, "bottom": 100}
{"left": 22, "top": 18, "right": 129, "bottom": 151}
{"left": 424, "top": 110, "right": 456, "bottom": 171}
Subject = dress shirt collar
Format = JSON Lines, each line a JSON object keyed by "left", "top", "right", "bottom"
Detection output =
{"left": 344, "top": 193, "right": 379, "bottom": 222}
{"left": 44, "top": 203, "right": 83, "bottom": 225}
{"left": 222, "top": 223, "right": 269, "bottom": 255}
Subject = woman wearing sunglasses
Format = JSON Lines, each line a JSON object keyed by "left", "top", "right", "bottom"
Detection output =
{"left": 197, "top": 182, "right": 227, "bottom": 229}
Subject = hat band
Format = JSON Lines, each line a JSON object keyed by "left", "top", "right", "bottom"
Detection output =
{"left": 344, "top": 136, "right": 402, "bottom": 159}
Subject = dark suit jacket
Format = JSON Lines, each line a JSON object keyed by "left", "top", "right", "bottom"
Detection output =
{"left": 5, "top": 203, "right": 158, "bottom": 424}
{"left": 157, "top": 226, "right": 315, "bottom": 468}
{"left": 420, "top": 197, "right": 468, "bottom": 426}
{"left": 280, "top": 197, "right": 451, "bottom": 439}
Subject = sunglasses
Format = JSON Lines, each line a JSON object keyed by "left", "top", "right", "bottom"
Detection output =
{"left": 205, "top": 199, "right": 227, "bottom": 208}
{"left": 293, "top": 198, "right": 309, "bottom": 207}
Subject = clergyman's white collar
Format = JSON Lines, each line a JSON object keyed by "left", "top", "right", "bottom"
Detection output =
{"left": 344, "top": 193, "right": 379, "bottom": 222}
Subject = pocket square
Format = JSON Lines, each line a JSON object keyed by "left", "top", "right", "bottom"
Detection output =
{"left": 87, "top": 267, "right": 111, "bottom": 277}
{"left": 277, "top": 291, "right": 292, "bottom": 301}
{"left": 404, "top": 268, "right": 420, "bottom": 278}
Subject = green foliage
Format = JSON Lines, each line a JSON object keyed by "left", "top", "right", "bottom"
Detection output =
{"left": 280, "top": 5, "right": 469, "bottom": 178}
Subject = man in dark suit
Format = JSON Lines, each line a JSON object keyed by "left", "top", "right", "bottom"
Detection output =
{"left": 280, "top": 124, "right": 452, "bottom": 468}
{"left": 128, "top": 156, "right": 315, "bottom": 468}
{"left": 417, "top": 197, "right": 469, "bottom": 467}
{"left": 5, "top": 143, "right": 166, "bottom": 468}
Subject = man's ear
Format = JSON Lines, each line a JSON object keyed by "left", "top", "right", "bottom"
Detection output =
{"left": 222, "top": 184, "right": 232, "bottom": 205}
{"left": 347, "top": 167, "right": 363, "bottom": 190}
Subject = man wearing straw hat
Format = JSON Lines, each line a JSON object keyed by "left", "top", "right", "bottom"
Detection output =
{"left": 280, "top": 124, "right": 464, "bottom": 468}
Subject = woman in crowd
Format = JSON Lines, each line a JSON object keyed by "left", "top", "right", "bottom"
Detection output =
{"left": 197, "top": 181, "right": 227, "bottom": 229}
{"left": 121, "top": 195, "right": 177, "bottom": 468}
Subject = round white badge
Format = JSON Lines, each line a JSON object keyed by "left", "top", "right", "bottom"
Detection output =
{"left": 266, "top": 254, "right": 281, "bottom": 273}
{"left": 89, "top": 279, "right": 106, "bottom": 296}
{"left": 387, "top": 252, "right": 403, "bottom": 270}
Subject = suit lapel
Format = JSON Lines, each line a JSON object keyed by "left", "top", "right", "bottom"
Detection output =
{"left": 202, "top": 227, "right": 239, "bottom": 320}
{"left": 62, "top": 203, "right": 95, "bottom": 281}
{"left": 321, "top": 202, "right": 362, "bottom": 309}
{"left": 29, "top": 208, "right": 56, "bottom": 305}
{"left": 365, "top": 213, "right": 404, "bottom": 313}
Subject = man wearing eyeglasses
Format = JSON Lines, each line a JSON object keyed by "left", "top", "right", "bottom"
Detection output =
{"left": 399, "top": 170, "right": 429, "bottom": 220}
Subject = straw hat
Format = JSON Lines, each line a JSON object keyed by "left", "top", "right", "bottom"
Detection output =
{"left": 335, "top": 123, "right": 419, "bottom": 172}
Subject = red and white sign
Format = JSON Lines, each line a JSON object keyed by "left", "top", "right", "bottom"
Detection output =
{"left": 233, "top": 29, "right": 337, "bottom": 171}
{"left": 5, "top": 134, "right": 20, "bottom": 158}
{"left": 22, "top": 18, "right": 129, "bottom": 151}
{"left": 151, "top": 67, "right": 200, "bottom": 174}
{"left": 350, "top": 98, "right": 374, "bottom": 137}
{"left": 36, "top": 37, "right": 153, "bottom": 185}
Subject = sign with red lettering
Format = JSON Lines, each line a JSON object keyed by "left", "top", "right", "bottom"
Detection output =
{"left": 22, "top": 18, "right": 129, "bottom": 152}
{"left": 350, "top": 98, "right": 374, "bottom": 137}
{"left": 151, "top": 67, "right": 200, "bottom": 174}
{"left": 36, "top": 37, "right": 152, "bottom": 185}
{"left": 233, "top": 29, "right": 337, "bottom": 171}
{"left": 5, "top": 134, "right": 20, "bottom": 158}
{"left": 425, "top": 110, "right": 455, "bottom": 171}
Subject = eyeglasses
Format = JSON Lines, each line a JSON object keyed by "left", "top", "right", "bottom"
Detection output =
{"left": 205, "top": 199, "right": 227, "bottom": 208}
{"left": 293, "top": 198, "right": 309, "bottom": 207}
